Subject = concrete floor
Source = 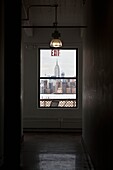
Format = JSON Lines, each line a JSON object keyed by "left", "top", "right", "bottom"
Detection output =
{"left": 20, "top": 132, "right": 92, "bottom": 170}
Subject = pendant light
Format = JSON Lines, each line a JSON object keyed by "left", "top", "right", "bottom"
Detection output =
{"left": 50, "top": 4, "right": 63, "bottom": 48}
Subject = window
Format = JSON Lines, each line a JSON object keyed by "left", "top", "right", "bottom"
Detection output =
{"left": 38, "top": 48, "right": 78, "bottom": 108}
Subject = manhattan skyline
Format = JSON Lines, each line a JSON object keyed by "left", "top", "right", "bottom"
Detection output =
{"left": 40, "top": 49, "right": 77, "bottom": 77}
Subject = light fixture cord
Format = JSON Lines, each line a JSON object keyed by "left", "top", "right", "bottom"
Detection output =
{"left": 54, "top": 4, "right": 58, "bottom": 30}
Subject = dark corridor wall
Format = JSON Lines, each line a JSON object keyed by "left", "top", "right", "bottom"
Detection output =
{"left": 0, "top": 0, "right": 4, "bottom": 166}
{"left": 3, "top": 0, "right": 21, "bottom": 168}
{"left": 82, "top": 0, "right": 113, "bottom": 169}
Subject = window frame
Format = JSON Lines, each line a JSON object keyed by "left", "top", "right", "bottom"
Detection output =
{"left": 38, "top": 48, "right": 78, "bottom": 108}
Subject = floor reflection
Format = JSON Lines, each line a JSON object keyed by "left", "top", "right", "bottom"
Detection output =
{"left": 39, "top": 153, "right": 76, "bottom": 170}
{"left": 21, "top": 132, "right": 91, "bottom": 170}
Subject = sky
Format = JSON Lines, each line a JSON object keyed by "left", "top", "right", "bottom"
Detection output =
{"left": 39, "top": 49, "right": 77, "bottom": 77}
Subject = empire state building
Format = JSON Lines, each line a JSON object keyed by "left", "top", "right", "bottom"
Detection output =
{"left": 54, "top": 60, "right": 60, "bottom": 77}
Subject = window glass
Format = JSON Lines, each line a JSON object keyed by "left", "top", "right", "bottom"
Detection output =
{"left": 38, "top": 49, "right": 78, "bottom": 108}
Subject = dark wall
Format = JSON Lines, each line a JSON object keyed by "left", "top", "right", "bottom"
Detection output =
{"left": 82, "top": 0, "right": 113, "bottom": 169}
{"left": 0, "top": 0, "right": 4, "bottom": 166}
{"left": 3, "top": 0, "right": 21, "bottom": 168}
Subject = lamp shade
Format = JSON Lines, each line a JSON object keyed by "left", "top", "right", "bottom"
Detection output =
{"left": 50, "top": 38, "right": 62, "bottom": 48}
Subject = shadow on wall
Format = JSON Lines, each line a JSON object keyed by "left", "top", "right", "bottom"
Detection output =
{"left": 82, "top": 0, "right": 113, "bottom": 169}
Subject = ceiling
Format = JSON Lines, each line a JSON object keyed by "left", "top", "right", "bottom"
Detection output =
{"left": 22, "top": 0, "right": 85, "bottom": 27}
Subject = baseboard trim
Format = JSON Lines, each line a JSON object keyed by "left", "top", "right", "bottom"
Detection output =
{"left": 23, "top": 128, "right": 82, "bottom": 133}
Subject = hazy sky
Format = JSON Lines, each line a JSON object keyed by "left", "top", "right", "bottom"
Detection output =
{"left": 40, "top": 49, "right": 76, "bottom": 77}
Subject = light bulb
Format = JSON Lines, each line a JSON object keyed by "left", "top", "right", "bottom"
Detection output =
{"left": 50, "top": 39, "right": 62, "bottom": 48}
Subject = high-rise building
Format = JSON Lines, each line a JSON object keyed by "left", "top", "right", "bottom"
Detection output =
{"left": 54, "top": 60, "right": 60, "bottom": 77}
{"left": 61, "top": 72, "right": 65, "bottom": 77}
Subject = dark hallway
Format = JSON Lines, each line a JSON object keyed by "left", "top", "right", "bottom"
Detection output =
{"left": 1, "top": 0, "right": 113, "bottom": 170}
